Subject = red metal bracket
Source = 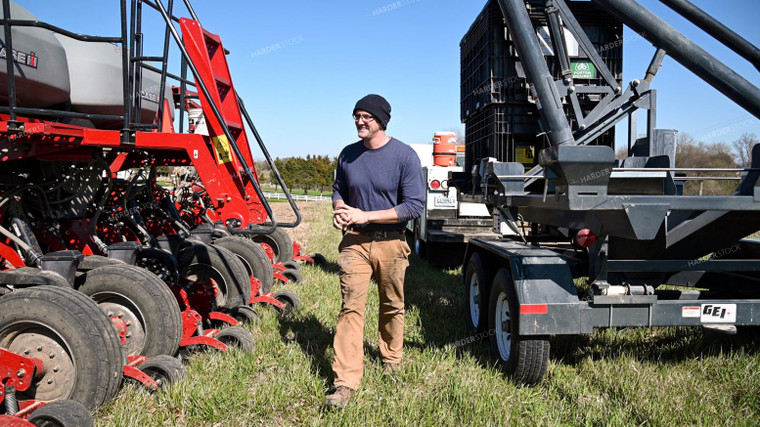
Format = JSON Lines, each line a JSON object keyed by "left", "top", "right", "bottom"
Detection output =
{"left": 179, "top": 335, "right": 228, "bottom": 351}
{"left": 123, "top": 364, "right": 158, "bottom": 391}
{"left": 250, "top": 293, "right": 285, "bottom": 310}
{"left": 208, "top": 311, "right": 238, "bottom": 327}
{"left": 0, "top": 348, "right": 43, "bottom": 393}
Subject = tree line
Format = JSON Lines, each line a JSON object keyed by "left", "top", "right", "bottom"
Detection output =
{"left": 675, "top": 132, "right": 757, "bottom": 195}
{"left": 255, "top": 155, "right": 337, "bottom": 195}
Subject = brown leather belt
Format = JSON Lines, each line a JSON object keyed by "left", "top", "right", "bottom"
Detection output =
{"left": 344, "top": 228, "right": 405, "bottom": 240}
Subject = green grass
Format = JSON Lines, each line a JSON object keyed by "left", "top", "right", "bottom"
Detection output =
{"left": 96, "top": 202, "right": 760, "bottom": 426}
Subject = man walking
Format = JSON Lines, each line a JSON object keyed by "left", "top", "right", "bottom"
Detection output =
{"left": 325, "top": 94, "right": 425, "bottom": 409}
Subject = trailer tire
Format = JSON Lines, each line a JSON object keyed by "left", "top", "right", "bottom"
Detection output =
{"left": 488, "top": 268, "right": 549, "bottom": 385}
{"left": 213, "top": 236, "right": 274, "bottom": 295}
{"left": 0, "top": 286, "right": 125, "bottom": 410}
{"left": 76, "top": 265, "right": 182, "bottom": 358}
{"left": 28, "top": 400, "right": 94, "bottom": 427}
{"left": 178, "top": 243, "right": 251, "bottom": 309}
{"left": 251, "top": 227, "right": 293, "bottom": 263}
{"left": 464, "top": 252, "right": 493, "bottom": 334}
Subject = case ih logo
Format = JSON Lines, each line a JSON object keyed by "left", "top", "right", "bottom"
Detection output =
{"left": 0, "top": 48, "right": 38, "bottom": 68}
{"left": 700, "top": 303, "right": 736, "bottom": 323}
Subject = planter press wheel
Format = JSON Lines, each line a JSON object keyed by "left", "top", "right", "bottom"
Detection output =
{"left": 213, "top": 236, "right": 274, "bottom": 295}
{"left": 228, "top": 305, "right": 260, "bottom": 324}
{"left": 215, "top": 326, "right": 255, "bottom": 352}
{"left": 488, "top": 268, "right": 550, "bottom": 385}
{"left": 178, "top": 243, "right": 251, "bottom": 310}
{"left": 273, "top": 289, "right": 301, "bottom": 318}
{"left": 76, "top": 264, "right": 182, "bottom": 358}
{"left": 281, "top": 268, "right": 302, "bottom": 284}
{"left": 464, "top": 252, "right": 493, "bottom": 334}
{"left": 0, "top": 286, "right": 125, "bottom": 410}
{"left": 137, "top": 355, "right": 186, "bottom": 390}
{"left": 282, "top": 260, "right": 301, "bottom": 271}
{"left": 251, "top": 227, "right": 294, "bottom": 263}
{"left": 27, "top": 399, "right": 94, "bottom": 427}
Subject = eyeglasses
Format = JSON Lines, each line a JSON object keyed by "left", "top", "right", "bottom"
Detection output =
{"left": 352, "top": 113, "right": 375, "bottom": 122}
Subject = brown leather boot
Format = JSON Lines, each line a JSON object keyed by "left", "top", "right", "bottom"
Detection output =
{"left": 382, "top": 362, "right": 401, "bottom": 375}
{"left": 324, "top": 386, "right": 356, "bottom": 409}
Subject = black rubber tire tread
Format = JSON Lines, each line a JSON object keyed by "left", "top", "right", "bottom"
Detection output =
{"left": 215, "top": 326, "right": 255, "bottom": 352}
{"left": 282, "top": 268, "right": 303, "bottom": 284}
{"left": 177, "top": 243, "right": 251, "bottom": 308}
{"left": 213, "top": 236, "right": 274, "bottom": 295}
{"left": 228, "top": 305, "right": 260, "bottom": 324}
{"left": 28, "top": 399, "right": 94, "bottom": 427}
{"left": 0, "top": 286, "right": 125, "bottom": 410}
{"left": 251, "top": 227, "right": 293, "bottom": 263}
{"left": 282, "top": 260, "right": 300, "bottom": 271}
{"left": 464, "top": 252, "right": 494, "bottom": 334}
{"left": 77, "top": 264, "right": 182, "bottom": 358}
{"left": 139, "top": 355, "right": 186, "bottom": 389}
{"left": 273, "top": 289, "right": 301, "bottom": 317}
{"left": 487, "top": 268, "right": 550, "bottom": 385}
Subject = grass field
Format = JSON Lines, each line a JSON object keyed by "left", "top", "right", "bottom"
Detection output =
{"left": 96, "top": 202, "right": 760, "bottom": 426}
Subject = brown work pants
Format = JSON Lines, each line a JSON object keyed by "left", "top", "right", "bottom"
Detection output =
{"left": 332, "top": 232, "right": 411, "bottom": 390}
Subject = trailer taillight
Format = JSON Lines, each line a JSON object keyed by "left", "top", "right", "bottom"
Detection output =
{"left": 575, "top": 229, "right": 596, "bottom": 248}
{"left": 430, "top": 180, "right": 441, "bottom": 190}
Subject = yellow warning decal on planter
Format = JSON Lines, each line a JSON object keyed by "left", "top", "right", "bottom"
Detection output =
{"left": 213, "top": 135, "right": 232, "bottom": 164}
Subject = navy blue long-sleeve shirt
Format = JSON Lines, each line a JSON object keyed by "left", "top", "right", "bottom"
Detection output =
{"left": 332, "top": 138, "right": 425, "bottom": 232}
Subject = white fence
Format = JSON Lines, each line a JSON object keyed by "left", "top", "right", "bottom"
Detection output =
{"left": 263, "top": 192, "right": 331, "bottom": 202}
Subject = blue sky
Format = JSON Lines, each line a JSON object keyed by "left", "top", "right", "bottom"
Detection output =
{"left": 23, "top": 0, "right": 760, "bottom": 159}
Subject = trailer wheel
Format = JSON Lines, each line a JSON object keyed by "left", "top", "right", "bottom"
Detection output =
{"left": 251, "top": 227, "right": 294, "bottom": 263}
{"left": 273, "top": 289, "right": 300, "bottom": 318}
{"left": 138, "top": 355, "right": 186, "bottom": 390}
{"left": 0, "top": 286, "right": 124, "bottom": 410}
{"left": 27, "top": 400, "right": 94, "bottom": 427}
{"left": 464, "top": 252, "right": 493, "bottom": 334}
{"left": 281, "top": 268, "right": 302, "bottom": 284}
{"left": 215, "top": 326, "right": 254, "bottom": 351}
{"left": 76, "top": 265, "right": 182, "bottom": 358}
{"left": 213, "top": 236, "right": 274, "bottom": 295}
{"left": 178, "top": 243, "right": 251, "bottom": 309}
{"left": 488, "top": 268, "right": 550, "bottom": 385}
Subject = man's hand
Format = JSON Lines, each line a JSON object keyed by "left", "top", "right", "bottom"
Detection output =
{"left": 333, "top": 205, "right": 370, "bottom": 228}
{"left": 333, "top": 200, "right": 350, "bottom": 230}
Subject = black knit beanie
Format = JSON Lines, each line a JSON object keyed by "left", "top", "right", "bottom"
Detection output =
{"left": 353, "top": 94, "right": 391, "bottom": 129}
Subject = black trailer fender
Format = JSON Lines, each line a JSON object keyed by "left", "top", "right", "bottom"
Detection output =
{"left": 465, "top": 238, "right": 582, "bottom": 335}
